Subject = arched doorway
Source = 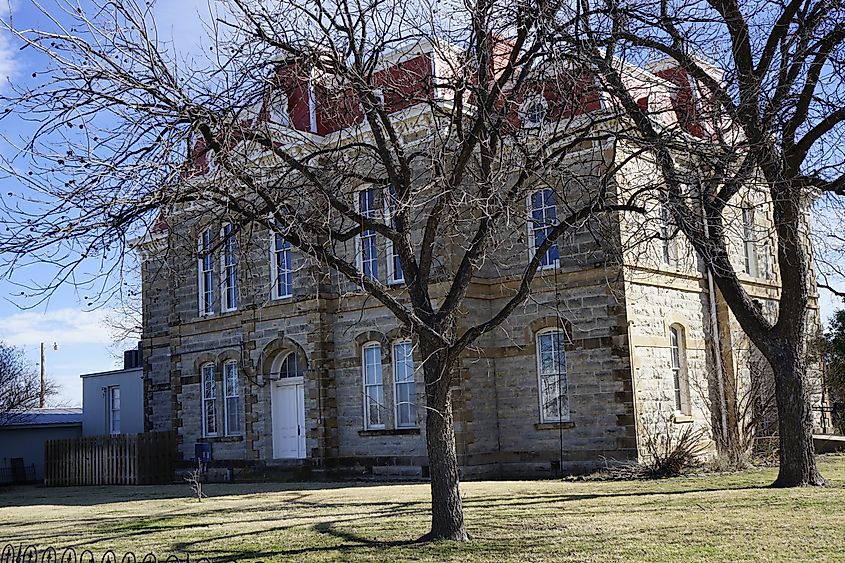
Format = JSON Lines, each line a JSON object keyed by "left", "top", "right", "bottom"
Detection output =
{"left": 270, "top": 351, "right": 306, "bottom": 459}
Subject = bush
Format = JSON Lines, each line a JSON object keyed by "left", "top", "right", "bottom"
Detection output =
{"left": 640, "top": 418, "right": 710, "bottom": 478}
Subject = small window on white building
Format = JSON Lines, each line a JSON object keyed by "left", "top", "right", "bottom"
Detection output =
{"left": 223, "top": 360, "right": 243, "bottom": 436}
{"left": 393, "top": 340, "right": 416, "bottom": 428}
{"left": 357, "top": 187, "right": 380, "bottom": 280}
{"left": 362, "top": 342, "right": 385, "bottom": 429}
{"left": 669, "top": 324, "right": 690, "bottom": 415}
{"left": 272, "top": 228, "right": 294, "bottom": 299}
{"left": 201, "top": 363, "right": 218, "bottom": 437}
{"left": 221, "top": 224, "right": 238, "bottom": 312}
{"left": 198, "top": 228, "right": 215, "bottom": 315}
{"left": 536, "top": 328, "right": 569, "bottom": 423}
{"left": 529, "top": 188, "right": 560, "bottom": 268}
{"left": 107, "top": 386, "right": 121, "bottom": 435}
{"left": 742, "top": 206, "right": 758, "bottom": 277}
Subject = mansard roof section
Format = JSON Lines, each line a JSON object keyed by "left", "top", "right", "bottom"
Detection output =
{"left": 180, "top": 43, "right": 733, "bottom": 179}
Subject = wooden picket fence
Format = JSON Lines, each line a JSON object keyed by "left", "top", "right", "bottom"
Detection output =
{"left": 44, "top": 431, "right": 177, "bottom": 486}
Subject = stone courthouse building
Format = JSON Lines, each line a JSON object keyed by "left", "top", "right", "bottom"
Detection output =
{"left": 136, "top": 42, "right": 824, "bottom": 477}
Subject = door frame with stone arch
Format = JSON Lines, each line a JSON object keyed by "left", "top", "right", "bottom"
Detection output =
{"left": 266, "top": 345, "right": 308, "bottom": 460}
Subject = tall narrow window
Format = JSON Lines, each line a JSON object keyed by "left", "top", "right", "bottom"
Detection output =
{"left": 742, "top": 206, "right": 758, "bottom": 277}
{"left": 222, "top": 224, "right": 238, "bottom": 311}
{"left": 536, "top": 329, "right": 569, "bottom": 422}
{"left": 660, "top": 203, "right": 677, "bottom": 266}
{"left": 385, "top": 186, "right": 404, "bottom": 285}
{"left": 529, "top": 189, "right": 560, "bottom": 268}
{"left": 201, "top": 363, "right": 218, "bottom": 437}
{"left": 108, "top": 386, "right": 121, "bottom": 435}
{"left": 272, "top": 229, "right": 294, "bottom": 299}
{"left": 362, "top": 343, "right": 385, "bottom": 429}
{"left": 669, "top": 325, "right": 690, "bottom": 414}
{"left": 223, "top": 360, "right": 243, "bottom": 435}
{"left": 393, "top": 340, "right": 416, "bottom": 428}
{"left": 198, "top": 228, "right": 214, "bottom": 315}
{"left": 358, "top": 187, "right": 380, "bottom": 280}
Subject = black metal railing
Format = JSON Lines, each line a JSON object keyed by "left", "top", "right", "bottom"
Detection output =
{"left": 0, "top": 544, "right": 262, "bottom": 563}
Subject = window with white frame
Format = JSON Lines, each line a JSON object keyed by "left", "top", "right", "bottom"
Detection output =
{"left": 536, "top": 328, "right": 569, "bottom": 423}
{"left": 669, "top": 324, "right": 690, "bottom": 414}
{"left": 362, "top": 342, "right": 385, "bottom": 429}
{"left": 223, "top": 360, "right": 243, "bottom": 435}
{"left": 107, "top": 386, "right": 121, "bottom": 435}
{"left": 385, "top": 185, "right": 404, "bottom": 284}
{"left": 201, "top": 363, "right": 218, "bottom": 436}
{"left": 393, "top": 340, "right": 416, "bottom": 428}
{"left": 529, "top": 188, "right": 560, "bottom": 268}
{"left": 278, "top": 352, "right": 303, "bottom": 378}
{"left": 272, "top": 228, "right": 294, "bottom": 299}
{"left": 222, "top": 224, "right": 238, "bottom": 311}
{"left": 357, "top": 187, "right": 380, "bottom": 280}
{"left": 741, "top": 206, "right": 758, "bottom": 277}
{"left": 198, "top": 228, "right": 214, "bottom": 315}
{"left": 660, "top": 202, "right": 678, "bottom": 266}
{"left": 521, "top": 94, "right": 548, "bottom": 128}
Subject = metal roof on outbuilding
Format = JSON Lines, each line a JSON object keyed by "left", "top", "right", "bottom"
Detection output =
{"left": 0, "top": 408, "right": 83, "bottom": 428}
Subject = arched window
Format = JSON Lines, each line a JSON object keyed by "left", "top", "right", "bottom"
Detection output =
{"left": 198, "top": 228, "right": 214, "bottom": 315}
{"left": 521, "top": 94, "right": 548, "bottom": 128}
{"left": 669, "top": 324, "right": 691, "bottom": 415}
{"left": 362, "top": 342, "right": 385, "bottom": 429}
{"left": 223, "top": 361, "right": 243, "bottom": 436}
{"left": 201, "top": 363, "right": 217, "bottom": 437}
{"left": 392, "top": 340, "right": 416, "bottom": 428}
{"left": 278, "top": 352, "right": 304, "bottom": 379}
{"left": 536, "top": 328, "right": 569, "bottom": 423}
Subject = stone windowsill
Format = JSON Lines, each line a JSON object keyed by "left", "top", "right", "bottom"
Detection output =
{"left": 673, "top": 414, "right": 695, "bottom": 424}
{"left": 534, "top": 421, "right": 575, "bottom": 431}
{"left": 198, "top": 435, "right": 244, "bottom": 443}
{"left": 358, "top": 428, "right": 421, "bottom": 437}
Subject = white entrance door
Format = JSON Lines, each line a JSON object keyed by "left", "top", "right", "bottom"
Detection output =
{"left": 272, "top": 379, "right": 306, "bottom": 459}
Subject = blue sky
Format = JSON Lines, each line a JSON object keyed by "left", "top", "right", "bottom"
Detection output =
{"left": 0, "top": 0, "right": 213, "bottom": 406}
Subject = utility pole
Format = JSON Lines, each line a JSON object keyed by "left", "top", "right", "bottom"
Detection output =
{"left": 40, "top": 342, "right": 46, "bottom": 408}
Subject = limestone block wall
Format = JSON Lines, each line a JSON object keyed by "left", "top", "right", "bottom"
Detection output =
{"left": 624, "top": 272, "right": 715, "bottom": 453}
{"left": 458, "top": 268, "right": 638, "bottom": 476}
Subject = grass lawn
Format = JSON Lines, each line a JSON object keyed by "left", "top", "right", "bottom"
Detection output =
{"left": 2, "top": 455, "right": 845, "bottom": 562}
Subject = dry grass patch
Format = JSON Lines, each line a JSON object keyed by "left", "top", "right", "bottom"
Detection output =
{"left": 1, "top": 455, "right": 844, "bottom": 561}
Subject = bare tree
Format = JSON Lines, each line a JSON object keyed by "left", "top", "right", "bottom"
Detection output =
{"left": 0, "top": 0, "right": 648, "bottom": 540}
{"left": 566, "top": 0, "right": 845, "bottom": 486}
{"left": 0, "top": 342, "right": 56, "bottom": 425}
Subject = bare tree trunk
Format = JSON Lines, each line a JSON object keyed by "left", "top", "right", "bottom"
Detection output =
{"left": 769, "top": 342, "right": 826, "bottom": 487}
{"left": 419, "top": 342, "right": 468, "bottom": 542}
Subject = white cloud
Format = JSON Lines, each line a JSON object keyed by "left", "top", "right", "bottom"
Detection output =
{"left": 0, "top": 307, "right": 113, "bottom": 348}
{"left": 0, "top": 28, "right": 16, "bottom": 83}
